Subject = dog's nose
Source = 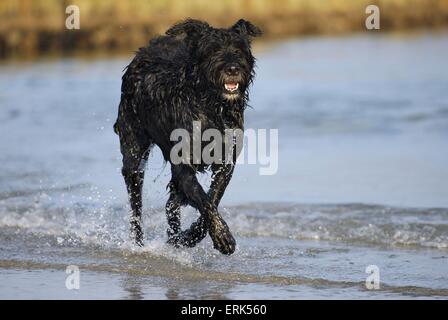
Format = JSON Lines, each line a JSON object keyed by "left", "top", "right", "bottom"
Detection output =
{"left": 225, "top": 64, "right": 240, "bottom": 76}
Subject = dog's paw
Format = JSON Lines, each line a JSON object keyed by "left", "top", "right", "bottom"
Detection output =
{"left": 167, "top": 218, "right": 208, "bottom": 248}
{"left": 131, "top": 224, "right": 144, "bottom": 247}
{"left": 166, "top": 229, "right": 182, "bottom": 247}
{"left": 167, "top": 231, "right": 199, "bottom": 248}
{"left": 208, "top": 213, "right": 236, "bottom": 255}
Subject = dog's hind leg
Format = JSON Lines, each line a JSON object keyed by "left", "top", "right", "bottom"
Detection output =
{"left": 121, "top": 150, "right": 150, "bottom": 246}
{"left": 117, "top": 125, "right": 152, "bottom": 246}
{"left": 168, "top": 165, "right": 236, "bottom": 255}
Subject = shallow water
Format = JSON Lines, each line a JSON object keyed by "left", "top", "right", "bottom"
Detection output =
{"left": 0, "top": 32, "right": 448, "bottom": 299}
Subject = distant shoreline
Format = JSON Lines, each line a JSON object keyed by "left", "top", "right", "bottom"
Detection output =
{"left": 1, "top": 29, "right": 446, "bottom": 65}
{"left": 1, "top": 0, "right": 448, "bottom": 59}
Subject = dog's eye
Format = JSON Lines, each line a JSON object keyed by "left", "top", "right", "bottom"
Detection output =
{"left": 227, "top": 48, "right": 243, "bottom": 56}
{"left": 206, "top": 45, "right": 221, "bottom": 55}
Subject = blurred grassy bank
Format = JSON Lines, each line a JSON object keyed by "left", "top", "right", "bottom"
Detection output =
{"left": 1, "top": 0, "right": 447, "bottom": 59}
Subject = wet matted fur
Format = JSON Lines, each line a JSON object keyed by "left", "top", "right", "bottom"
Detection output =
{"left": 114, "top": 18, "right": 261, "bottom": 255}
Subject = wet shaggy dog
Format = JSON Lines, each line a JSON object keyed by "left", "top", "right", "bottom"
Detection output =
{"left": 114, "top": 19, "right": 261, "bottom": 255}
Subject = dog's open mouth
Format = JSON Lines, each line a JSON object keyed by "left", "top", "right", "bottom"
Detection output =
{"left": 224, "top": 82, "right": 239, "bottom": 93}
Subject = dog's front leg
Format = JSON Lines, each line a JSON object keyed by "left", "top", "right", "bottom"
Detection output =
{"left": 167, "top": 164, "right": 234, "bottom": 248}
{"left": 165, "top": 182, "right": 208, "bottom": 248}
{"left": 170, "top": 165, "right": 236, "bottom": 255}
{"left": 208, "top": 163, "right": 235, "bottom": 208}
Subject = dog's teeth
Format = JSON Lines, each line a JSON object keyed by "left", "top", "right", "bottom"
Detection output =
{"left": 225, "top": 83, "right": 239, "bottom": 92}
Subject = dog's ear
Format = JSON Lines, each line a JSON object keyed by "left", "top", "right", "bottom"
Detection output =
{"left": 166, "top": 19, "right": 210, "bottom": 40}
{"left": 231, "top": 19, "right": 262, "bottom": 38}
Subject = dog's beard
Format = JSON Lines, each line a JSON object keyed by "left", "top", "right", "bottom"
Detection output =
{"left": 222, "top": 92, "right": 241, "bottom": 101}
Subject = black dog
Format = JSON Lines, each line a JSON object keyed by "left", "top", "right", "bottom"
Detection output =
{"left": 114, "top": 19, "right": 261, "bottom": 255}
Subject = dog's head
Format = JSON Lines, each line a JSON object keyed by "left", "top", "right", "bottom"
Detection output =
{"left": 166, "top": 19, "right": 262, "bottom": 101}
